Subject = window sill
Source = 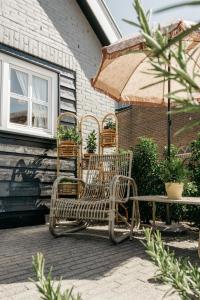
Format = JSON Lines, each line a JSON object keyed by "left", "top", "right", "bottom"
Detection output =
{"left": 0, "top": 126, "right": 55, "bottom": 138}
{"left": 0, "top": 128, "right": 56, "bottom": 147}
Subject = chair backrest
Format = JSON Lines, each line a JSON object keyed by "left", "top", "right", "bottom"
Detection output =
{"left": 83, "top": 152, "right": 133, "bottom": 200}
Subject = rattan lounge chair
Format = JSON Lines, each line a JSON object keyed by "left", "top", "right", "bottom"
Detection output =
{"left": 49, "top": 152, "right": 139, "bottom": 243}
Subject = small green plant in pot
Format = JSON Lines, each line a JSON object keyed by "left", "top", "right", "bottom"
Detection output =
{"left": 85, "top": 130, "right": 97, "bottom": 154}
{"left": 104, "top": 118, "right": 116, "bottom": 130}
{"left": 160, "top": 158, "right": 188, "bottom": 199}
{"left": 57, "top": 126, "right": 81, "bottom": 144}
{"left": 57, "top": 126, "right": 81, "bottom": 158}
{"left": 102, "top": 118, "right": 117, "bottom": 148}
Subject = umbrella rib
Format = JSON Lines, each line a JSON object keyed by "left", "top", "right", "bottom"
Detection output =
{"left": 119, "top": 53, "right": 150, "bottom": 100}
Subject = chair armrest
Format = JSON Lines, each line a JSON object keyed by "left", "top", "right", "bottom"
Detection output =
{"left": 109, "top": 175, "right": 137, "bottom": 203}
{"left": 50, "top": 176, "right": 85, "bottom": 206}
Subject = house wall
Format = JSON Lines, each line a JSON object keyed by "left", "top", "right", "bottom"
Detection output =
{"left": 0, "top": 0, "right": 115, "bottom": 226}
{"left": 117, "top": 106, "right": 200, "bottom": 155}
{"left": 0, "top": 0, "right": 115, "bottom": 117}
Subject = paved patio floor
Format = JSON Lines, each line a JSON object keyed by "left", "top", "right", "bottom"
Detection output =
{"left": 0, "top": 225, "right": 199, "bottom": 300}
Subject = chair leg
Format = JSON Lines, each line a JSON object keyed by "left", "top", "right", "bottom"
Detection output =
{"left": 135, "top": 200, "right": 140, "bottom": 229}
{"left": 109, "top": 204, "right": 130, "bottom": 244}
{"left": 130, "top": 200, "right": 135, "bottom": 240}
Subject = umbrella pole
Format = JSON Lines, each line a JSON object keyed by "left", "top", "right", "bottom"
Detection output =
{"left": 167, "top": 97, "right": 172, "bottom": 159}
{"left": 166, "top": 55, "right": 172, "bottom": 225}
{"left": 167, "top": 54, "right": 172, "bottom": 160}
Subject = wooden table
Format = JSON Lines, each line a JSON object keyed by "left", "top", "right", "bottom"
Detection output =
{"left": 130, "top": 195, "right": 200, "bottom": 257}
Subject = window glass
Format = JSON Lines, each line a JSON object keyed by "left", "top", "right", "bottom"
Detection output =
{"left": 10, "top": 97, "right": 28, "bottom": 125}
{"left": 32, "top": 76, "right": 48, "bottom": 102}
{"left": 11, "top": 69, "right": 28, "bottom": 96}
{"left": 0, "top": 55, "right": 57, "bottom": 136}
{"left": 32, "top": 103, "right": 48, "bottom": 129}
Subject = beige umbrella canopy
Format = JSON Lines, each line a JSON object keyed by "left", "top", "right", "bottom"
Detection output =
{"left": 91, "top": 20, "right": 200, "bottom": 106}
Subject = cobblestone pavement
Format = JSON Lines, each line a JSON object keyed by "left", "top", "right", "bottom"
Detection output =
{"left": 0, "top": 225, "right": 199, "bottom": 300}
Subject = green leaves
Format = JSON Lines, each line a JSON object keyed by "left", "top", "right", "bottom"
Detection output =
{"left": 31, "top": 253, "right": 82, "bottom": 300}
{"left": 133, "top": 0, "right": 152, "bottom": 35}
{"left": 85, "top": 130, "right": 97, "bottom": 153}
{"left": 122, "top": 19, "right": 141, "bottom": 29}
{"left": 160, "top": 157, "right": 188, "bottom": 183}
{"left": 57, "top": 126, "right": 81, "bottom": 144}
{"left": 144, "top": 228, "right": 200, "bottom": 299}
{"left": 155, "top": 1, "right": 200, "bottom": 13}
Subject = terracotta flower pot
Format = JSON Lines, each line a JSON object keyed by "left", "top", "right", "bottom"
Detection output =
{"left": 165, "top": 182, "right": 184, "bottom": 200}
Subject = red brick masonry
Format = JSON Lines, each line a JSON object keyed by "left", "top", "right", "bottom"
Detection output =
{"left": 117, "top": 106, "right": 200, "bottom": 154}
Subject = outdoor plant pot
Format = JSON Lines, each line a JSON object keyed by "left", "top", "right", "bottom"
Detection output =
{"left": 101, "top": 129, "right": 116, "bottom": 148}
{"left": 165, "top": 182, "right": 184, "bottom": 200}
{"left": 58, "top": 182, "right": 78, "bottom": 196}
{"left": 58, "top": 140, "right": 78, "bottom": 158}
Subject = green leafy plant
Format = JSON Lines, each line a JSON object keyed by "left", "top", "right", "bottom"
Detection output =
{"left": 31, "top": 252, "right": 82, "bottom": 300}
{"left": 57, "top": 126, "right": 81, "bottom": 144}
{"left": 143, "top": 228, "right": 200, "bottom": 300}
{"left": 183, "top": 181, "right": 198, "bottom": 196}
{"left": 104, "top": 118, "right": 116, "bottom": 130}
{"left": 160, "top": 157, "right": 188, "bottom": 183}
{"left": 131, "top": 138, "right": 198, "bottom": 223}
{"left": 155, "top": 1, "right": 200, "bottom": 14}
{"left": 186, "top": 134, "right": 200, "bottom": 226}
{"left": 189, "top": 134, "right": 200, "bottom": 194}
{"left": 163, "top": 144, "right": 179, "bottom": 160}
{"left": 85, "top": 130, "right": 97, "bottom": 153}
{"left": 132, "top": 137, "right": 162, "bottom": 194}
{"left": 132, "top": 137, "right": 164, "bottom": 223}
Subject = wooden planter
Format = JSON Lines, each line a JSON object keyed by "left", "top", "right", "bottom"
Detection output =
{"left": 58, "top": 140, "right": 78, "bottom": 158}
{"left": 58, "top": 182, "right": 78, "bottom": 196}
{"left": 101, "top": 129, "right": 116, "bottom": 148}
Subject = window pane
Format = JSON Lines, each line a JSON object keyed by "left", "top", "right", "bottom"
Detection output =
{"left": 32, "top": 76, "right": 48, "bottom": 102}
{"left": 11, "top": 69, "right": 28, "bottom": 96}
{"left": 10, "top": 97, "right": 28, "bottom": 125}
{"left": 32, "top": 103, "right": 48, "bottom": 129}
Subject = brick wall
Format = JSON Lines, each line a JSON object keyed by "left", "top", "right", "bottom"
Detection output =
{"left": 117, "top": 106, "right": 200, "bottom": 154}
{"left": 0, "top": 0, "right": 115, "bottom": 123}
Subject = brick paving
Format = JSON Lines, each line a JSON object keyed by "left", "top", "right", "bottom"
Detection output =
{"left": 0, "top": 225, "right": 199, "bottom": 300}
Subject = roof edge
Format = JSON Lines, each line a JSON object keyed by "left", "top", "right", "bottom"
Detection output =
{"left": 98, "top": 0, "right": 122, "bottom": 40}
{"left": 76, "top": 0, "right": 122, "bottom": 46}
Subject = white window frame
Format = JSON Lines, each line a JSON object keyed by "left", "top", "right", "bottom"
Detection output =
{"left": 0, "top": 53, "right": 58, "bottom": 138}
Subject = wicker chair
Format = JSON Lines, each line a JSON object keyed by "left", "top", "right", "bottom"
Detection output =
{"left": 49, "top": 152, "right": 139, "bottom": 243}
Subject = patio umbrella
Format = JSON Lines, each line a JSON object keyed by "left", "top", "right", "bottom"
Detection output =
{"left": 91, "top": 20, "right": 200, "bottom": 157}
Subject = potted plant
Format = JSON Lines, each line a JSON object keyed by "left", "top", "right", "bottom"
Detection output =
{"left": 101, "top": 118, "right": 116, "bottom": 147}
{"left": 58, "top": 178, "right": 78, "bottom": 196}
{"left": 160, "top": 157, "right": 188, "bottom": 199}
{"left": 57, "top": 126, "right": 81, "bottom": 157}
{"left": 84, "top": 130, "right": 97, "bottom": 159}
{"left": 103, "top": 118, "right": 116, "bottom": 131}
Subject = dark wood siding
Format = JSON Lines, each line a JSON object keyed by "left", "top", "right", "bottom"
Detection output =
{"left": 0, "top": 51, "right": 76, "bottom": 227}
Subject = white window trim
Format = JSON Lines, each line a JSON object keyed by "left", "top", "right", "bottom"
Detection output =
{"left": 0, "top": 53, "right": 58, "bottom": 138}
